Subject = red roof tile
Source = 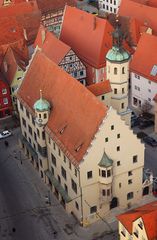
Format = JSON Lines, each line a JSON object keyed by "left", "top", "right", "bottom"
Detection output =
{"left": 117, "top": 201, "right": 157, "bottom": 239}
{"left": 0, "top": 1, "right": 41, "bottom": 43}
{"left": 34, "top": 25, "right": 71, "bottom": 64}
{"left": 119, "top": 0, "right": 157, "bottom": 35}
{"left": 17, "top": 50, "right": 107, "bottom": 164}
{"left": 1, "top": 47, "right": 26, "bottom": 85}
{"left": 36, "top": 0, "right": 76, "bottom": 14}
{"left": 87, "top": 80, "right": 112, "bottom": 96}
{"left": 130, "top": 33, "right": 157, "bottom": 83}
{"left": 60, "top": 6, "right": 114, "bottom": 68}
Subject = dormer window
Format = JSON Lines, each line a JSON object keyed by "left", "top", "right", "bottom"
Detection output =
{"left": 59, "top": 125, "right": 67, "bottom": 135}
{"left": 75, "top": 143, "right": 83, "bottom": 152}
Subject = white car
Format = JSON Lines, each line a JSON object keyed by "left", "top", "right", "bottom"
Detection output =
{"left": 0, "top": 130, "right": 12, "bottom": 139}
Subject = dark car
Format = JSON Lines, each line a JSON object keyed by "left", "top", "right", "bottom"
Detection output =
{"left": 143, "top": 136, "right": 157, "bottom": 147}
{"left": 139, "top": 119, "right": 154, "bottom": 129}
{"left": 136, "top": 132, "right": 148, "bottom": 139}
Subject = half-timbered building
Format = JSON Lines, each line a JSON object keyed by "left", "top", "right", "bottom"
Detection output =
{"left": 35, "top": 26, "right": 86, "bottom": 85}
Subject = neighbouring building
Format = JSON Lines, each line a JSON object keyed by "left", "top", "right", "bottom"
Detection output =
{"left": 153, "top": 94, "right": 157, "bottom": 133}
{"left": 1, "top": 47, "right": 26, "bottom": 113}
{"left": 34, "top": 25, "right": 86, "bottom": 85}
{"left": 98, "top": 0, "right": 121, "bottom": 14}
{"left": 17, "top": 49, "right": 148, "bottom": 226}
{"left": 87, "top": 80, "right": 112, "bottom": 107}
{"left": 36, "top": 0, "right": 76, "bottom": 36}
{"left": 130, "top": 33, "right": 157, "bottom": 114}
{"left": 0, "top": 73, "right": 12, "bottom": 118}
{"left": 117, "top": 201, "right": 157, "bottom": 240}
{"left": 106, "top": 23, "right": 131, "bottom": 125}
{"left": 0, "top": 0, "right": 41, "bottom": 45}
{"left": 60, "top": 6, "right": 114, "bottom": 85}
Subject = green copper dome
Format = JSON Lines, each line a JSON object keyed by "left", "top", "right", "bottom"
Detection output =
{"left": 34, "top": 97, "right": 50, "bottom": 112}
{"left": 34, "top": 90, "right": 50, "bottom": 112}
{"left": 106, "top": 46, "right": 130, "bottom": 63}
{"left": 98, "top": 152, "right": 113, "bottom": 168}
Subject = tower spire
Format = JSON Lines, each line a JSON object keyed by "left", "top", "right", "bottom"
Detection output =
{"left": 112, "top": 17, "right": 123, "bottom": 49}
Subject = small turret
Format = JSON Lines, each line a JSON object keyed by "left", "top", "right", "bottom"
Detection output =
{"left": 33, "top": 90, "right": 51, "bottom": 126}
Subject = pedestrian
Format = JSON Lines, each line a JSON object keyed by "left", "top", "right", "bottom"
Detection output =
{"left": 4, "top": 140, "right": 9, "bottom": 147}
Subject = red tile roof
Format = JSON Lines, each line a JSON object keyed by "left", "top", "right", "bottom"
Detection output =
{"left": 119, "top": 0, "right": 157, "bottom": 35}
{"left": 60, "top": 6, "right": 114, "bottom": 68}
{"left": 87, "top": 80, "right": 112, "bottom": 96}
{"left": 1, "top": 47, "right": 26, "bottom": 85}
{"left": 130, "top": 33, "right": 157, "bottom": 83}
{"left": 34, "top": 25, "right": 71, "bottom": 64}
{"left": 36, "top": 0, "right": 76, "bottom": 14}
{"left": 117, "top": 201, "right": 157, "bottom": 239}
{"left": 17, "top": 50, "right": 107, "bottom": 165}
{"left": 0, "top": 1, "right": 41, "bottom": 43}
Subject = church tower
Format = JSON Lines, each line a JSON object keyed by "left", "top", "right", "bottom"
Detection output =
{"left": 106, "top": 22, "right": 131, "bottom": 125}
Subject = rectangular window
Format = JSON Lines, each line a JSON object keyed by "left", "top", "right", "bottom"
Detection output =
{"left": 117, "top": 146, "right": 120, "bottom": 151}
{"left": 26, "top": 109, "right": 29, "bottom": 118}
{"left": 105, "top": 137, "right": 108, "bottom": 142}
{"left": 114, "top": 88, "right": 117, "bottom": 94}
{"left": 90, "top": 206, "right": 97, "bottom": 214}
{"left": 117, "top": 134, "right": 120, "bottom": 138}
{"left": 28, "top": 125, "right": 32, "bottom": 135}
{"left": 102, "top": 170, "right": 106, "bottom": 178}
{"left": 53, "top": 142, "right": 56, "bottom": 150}
{"left": 117, "top": 161, "right": 120, "bottom": 166}
{"left": 61, "top": 166, "right": 67, "bottom": 180}
{"left": 20, "top": 102, "right": 23, "bottom": 110}
{"left": 22, "top": 118, "right": 26, "bottom": 127}
{"left": 71, "top": 179, "right": 77, "bottom": 194}
{"left": 42, "top": 131, "right": 45, "bottom": 140}
{"left": 75, "top": 169, "right": 77, "bottom": 177}
{"left": 128, "top": 171, "right": 132, "bottom": 176}
{"left": 102, "top": 189, "right": 106, "bottom": 196}
{"left": 133, "top": 155, "right": 138, "bottom": 163}
{"left": 58, "top": 148, "right": 61, "bottom": 156}
{"left": 121, "top": 103, "right": 124, "bottom": 109}
{"left": 128, "top": 179, "right": 132, "bottom": 184}
{"left": 32, "top": 116, "right": 35, "bottom": 125}
{"left": 119, "top": 183, "right": 121, "bottom": 188}
{"left": 51, "top": 154, "right": 56, "bottom": 166}
{"left": 64, "top": 155, "right": 66, "bottom": 163}
{"left": 37, "top": 129, "right": 40, "bottom": 138}
{"left": 3, "top": 98, "right": 8, "bottom": 104}
{"left": 111, "top": 125, "right": 114, "bottom": 130}
{"left": 101, "top": 95, "right": 105, "bottom": 100}
{"left": 122, "top": 88, "right": 125, "bottom": 94}
{"left": 107, "top": 189, "right": 110, "bottom": 196}
{"left": 107, "top": 170, "right": 111, "bottom": 177}
{"left": 34, "top": 132, "right": 37, "bottom": 141}
{"left": 87, "top": 171, "right": 92, "bottom": 179}
{"left": 44, "top": 113, "right": 47, "bottom": 119}
{"left": 51, "top": 166, "right": 54, "bottom": 175}
{"left": 2, "top": 88, "right": 7, "bottom": 94}
{"left": 127, "top": 192, "right": 134, "bottom": 200}
{"left": 58, "top": 175, "right": 61, "bottom": 183}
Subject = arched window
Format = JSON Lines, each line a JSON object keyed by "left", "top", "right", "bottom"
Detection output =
{"left": 114, "top": 67, "right": 117, "bottom": 75}
{"left": 127, "top": 192, "right": 134, "bottom": 200}
{"left": 122, "top": 67, "right": 125, "bottom": 74}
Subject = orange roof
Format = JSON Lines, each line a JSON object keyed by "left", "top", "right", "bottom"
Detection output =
{"left": 17, "top": 50, "right": 107, "bottom": 165}
{"left": 0, "top": 1, "right": 41, "bottom": 43}
{"left": 1, "top": 47, "right": 26, "bottom": 85}
{"left": 60, "top": 6, "right": 114, "bottom": 68}
{"left": 130, "top": 33, "right": 157, "bottom": 83}
{"left": 119, "top": 0, "right": 157, "bottom": 35}
{"left": 36, "top": 0, "right": 76, "bottom": 14}
{"left": 87, "top": 80, "right": 112, "bottom": 96}
{"left": 117, "top": 201, "right": 157, "bottom": 239}
{"left": 34, "top": 25, "right": 71, "bottom": 64}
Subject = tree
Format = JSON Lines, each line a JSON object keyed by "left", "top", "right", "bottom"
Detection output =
{"left": 141, "top": 100, "right": 152, "bottom": 114}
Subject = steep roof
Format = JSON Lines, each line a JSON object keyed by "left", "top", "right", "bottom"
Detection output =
{"left": 36, "top": 0, "right": 76, "bottom": 14}
{"left": 0, "top": 1, "right": 41, "bottom": 43}
{"left": 119, "top": 0, "right": 157, "bottom": 35}
{"left": 34, "top": 25, "right": 71, "bottom": 64}
{"left": 117, "top": 201, "right": 157, "bottom": 239}
{"left": 60, "top": 6, "right": 114, "bottom": 68}
{"left": 130, "top": 33, "right": 157, "bottom": 83}
{"left": 1, "top": 47, "right": 26, "bottom": 85}
{"left": 87, "top": 80, "right": 112, "bottom": 97}
{"left": 17, "top": 50, "right": 107, "bottom": 165}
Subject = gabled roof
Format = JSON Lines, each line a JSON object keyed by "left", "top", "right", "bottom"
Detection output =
{"left": 60, "top": 6, "right": 114, "bottom": 68}
{"left": 0, "top": 1, "right": 41, "bottom": 43}
{"left": 87, "top": 80, "right": 112, "bottom": 97}
{"left": 17, "top": 50, "right": 107, "bottom": 165}
{"left": 119, "top": 0, "right": 157, "bottom": 35}
{"left": 117, "top": 201, "right": 157, "bottom": 239}
{"left": 34, "top": 25, "right": 71, "bottom": 64}
{"left": 36, "top": 0, "right": 76, "bottom": 14}
{"left": 1, "top": 47, "right": 26, "bottom": 85}
{"left": 130, "top": 33, "right": 157, "bottom": 83}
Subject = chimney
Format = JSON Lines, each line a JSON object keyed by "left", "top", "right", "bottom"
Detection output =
{"left": 93, "top": 16, "right": 96, "bottom": 30}
{"left": 41, "top": 29, "right": 46, "bottom": 44}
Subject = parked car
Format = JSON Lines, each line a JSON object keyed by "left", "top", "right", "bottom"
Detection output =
{"left": 0, "top": 130, "right": 12, "bottom": 139}
{"left": 139, "top": 119, "right": 154, "bottom": 129}
{"left": 136, "top": 132, "right": 148, "bottom": 139}
{"left": 143, "top": 136, "right": 157, "bottom": 147}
